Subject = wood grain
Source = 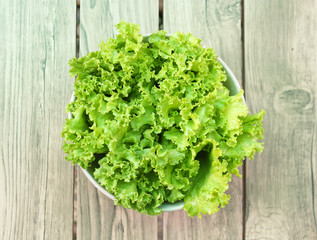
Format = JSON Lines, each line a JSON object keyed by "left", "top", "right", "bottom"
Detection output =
{"left": 0, "top": 0, "right": 76, "bottom": 239}
{"left": 163, "top": 0, "right": 243, "bottom": 239}
{"left": 244, "top": 0, "right": 317, "bottom": 239}
{"left": 77, "top": 1, "right": 159, "bottom": 239}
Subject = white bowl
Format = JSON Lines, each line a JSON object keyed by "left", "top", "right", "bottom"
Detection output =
{"left": 68, "top": 35, "right": 243, "bottom": 212}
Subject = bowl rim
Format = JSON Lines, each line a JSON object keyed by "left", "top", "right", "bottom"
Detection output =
{"left": 67, "top": 34, "right": 244, "bottom": 213}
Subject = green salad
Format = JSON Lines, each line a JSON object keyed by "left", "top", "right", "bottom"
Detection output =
{"left": 62, "top": 21, "right": 264, "bottom": 217}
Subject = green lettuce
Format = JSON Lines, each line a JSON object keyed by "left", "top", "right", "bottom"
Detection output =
{"left": 62, "top": 21, "right": 264, "bottom": 217}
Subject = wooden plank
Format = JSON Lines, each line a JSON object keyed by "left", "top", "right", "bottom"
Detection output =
{"left": 163, "top": 0, "right": 243, "bottom": 239}
{"left": 0, "top": 0, "right": 76, "bottom": 239}
{"left": 244, "top": 0, "right": 317, "bottom": 239}
{"left": 77, "top": 1, "right": 159, "bottom": 239}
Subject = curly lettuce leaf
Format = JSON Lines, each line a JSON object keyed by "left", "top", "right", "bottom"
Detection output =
{"left": 184, "top": 141, "right": 231, "bottom": 218}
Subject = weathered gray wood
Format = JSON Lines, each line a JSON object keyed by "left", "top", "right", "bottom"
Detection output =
{"left": 0, "top": 0, "right": 76, "bottom": 239}
{"left": 77, "top": 1, "right": 159, "bottom": 239}
{"left": 163, "top": 0, "right": 243, "bottom": 239}
{"left": 245, "top": 0, "right": 317, "bottom": 239}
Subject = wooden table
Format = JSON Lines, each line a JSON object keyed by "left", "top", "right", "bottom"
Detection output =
{"left": 1, "top": 0, "right": 316, "bottom": 239}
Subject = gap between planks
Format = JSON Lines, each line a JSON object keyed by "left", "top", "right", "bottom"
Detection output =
{"left": 240, "top": 0, "right": 247, "bottom": 240}
{"left": 240, "top": 0, "right": 246, "bottom": 239}
{"left": 73, "top": 1, "right": 80, "bottom": 240}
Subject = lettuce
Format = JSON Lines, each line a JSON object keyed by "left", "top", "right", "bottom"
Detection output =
{"left": 62, "top": 21, "right": 264, "bottom": 217}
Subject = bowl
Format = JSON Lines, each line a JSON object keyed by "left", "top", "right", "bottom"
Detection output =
{"left": 68, "top": 35, "right": 243, "bottom": 212}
